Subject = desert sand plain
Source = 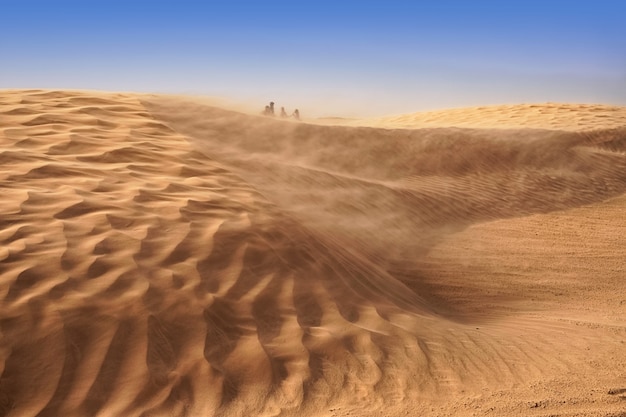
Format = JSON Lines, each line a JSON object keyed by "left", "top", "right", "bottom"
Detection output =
{"left": 0, "top": 89, "right": 625, "bottom": 416}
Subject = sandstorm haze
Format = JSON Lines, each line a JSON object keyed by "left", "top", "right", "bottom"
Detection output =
{"left": 2, "top": 0, "right": 625, "bottom": 117}
{"left": 1, "top": 1, "right": 626, "bottom": 417}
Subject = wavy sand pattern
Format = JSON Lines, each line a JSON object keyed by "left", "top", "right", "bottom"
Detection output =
{"left": 1, "top": 89, "right": 625, "bottom": 416}
{"left": 366, "top": 103, "right": 626, "bottom": 131}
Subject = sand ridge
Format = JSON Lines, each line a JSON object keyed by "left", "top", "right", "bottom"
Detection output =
{"left": 1, "top": 89, "right": 626, "bottom": 416}
{"left": 360, "top": 102, "right": 626, "bottom": 131}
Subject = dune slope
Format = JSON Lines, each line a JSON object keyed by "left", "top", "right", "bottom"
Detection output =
{"left": 365, "top": 102, "right": 626, "bottom": 131}
{"left": 1, "top": 90, "right": 625, "bottom": 417}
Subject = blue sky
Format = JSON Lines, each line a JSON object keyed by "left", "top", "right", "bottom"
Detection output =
{"left": 2, "top": 0, "right": 625, "bottom": 117}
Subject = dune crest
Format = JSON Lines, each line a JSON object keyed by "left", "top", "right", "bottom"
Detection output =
{"left": 1, "top": 89, "right": 625, "bottom": 416}
{"left": 362, "top": 102, "right": 626, "bottom": 131}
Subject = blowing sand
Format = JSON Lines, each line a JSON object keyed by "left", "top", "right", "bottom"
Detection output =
{"left": 1, "top": 89, "right": 625, "bottom": 417}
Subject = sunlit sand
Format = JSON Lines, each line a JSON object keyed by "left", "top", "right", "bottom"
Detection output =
{"left": 1, "top": 89, "right": 625, "bottom": 416}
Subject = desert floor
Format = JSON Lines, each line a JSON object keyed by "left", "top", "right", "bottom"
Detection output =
{"left": 1, "top": 89, "right": 625, "bottom": 416}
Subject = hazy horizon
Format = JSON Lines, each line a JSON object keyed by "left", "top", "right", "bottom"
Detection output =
{"left": 2, "top": 0, "right": 625, "bottom": 117}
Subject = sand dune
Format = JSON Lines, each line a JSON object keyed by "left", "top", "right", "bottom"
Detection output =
{"left": 363, "top": 102, "right": 626, "bottom": 131}
{"left": 1, "top": 89, "right": 625, "bottom": 417}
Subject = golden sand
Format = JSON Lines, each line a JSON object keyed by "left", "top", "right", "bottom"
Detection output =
{"left": 366, "top": 102, "right": 626, "bottom": 131}
{"left": 1, "top": 89, "right": 625, "bottom": 416}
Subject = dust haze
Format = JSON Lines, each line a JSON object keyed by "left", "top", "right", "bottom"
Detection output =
{"left": 144, "top": 96, "right": 626, "bottom": 268}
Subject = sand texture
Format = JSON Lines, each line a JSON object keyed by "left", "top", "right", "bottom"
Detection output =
{"left": 365, "top": 103, "right": 626, "bottom": 131}
{"left": 1, "top": 89, "right": 626, "bottom": 417}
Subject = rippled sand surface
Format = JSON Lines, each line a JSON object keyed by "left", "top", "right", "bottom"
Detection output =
{"left": 1, "top": 89, "right": 625, "bottom": 416}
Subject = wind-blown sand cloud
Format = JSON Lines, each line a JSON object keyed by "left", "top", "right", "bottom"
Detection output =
{"left": 1, "top": 89, "right": 625, "bottom": 416}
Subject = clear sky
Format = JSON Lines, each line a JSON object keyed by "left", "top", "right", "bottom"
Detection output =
{"left": 2, "top": 0, "right": 625, "bottom": 117}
